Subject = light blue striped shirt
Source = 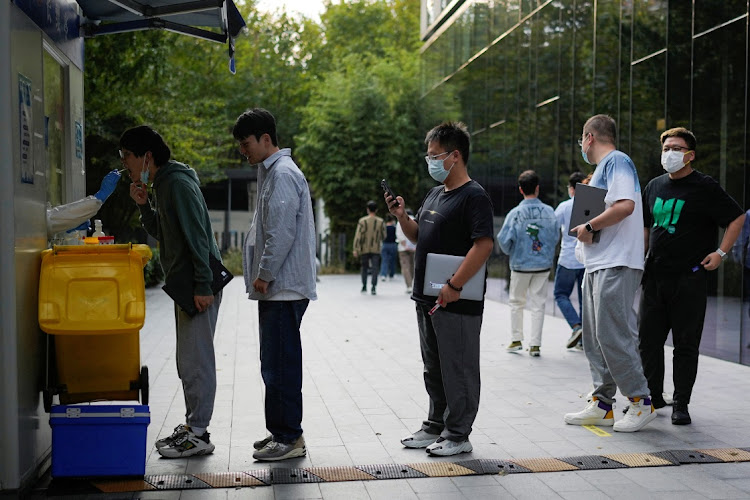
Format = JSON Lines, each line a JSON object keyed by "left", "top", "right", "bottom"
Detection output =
{"left": 243, "top": 149, "right": 318, "bottom": 301}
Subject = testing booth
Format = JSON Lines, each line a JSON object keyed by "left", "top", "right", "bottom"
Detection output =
{"left": 0, "top": 0, "right": 244, "bottom": 493}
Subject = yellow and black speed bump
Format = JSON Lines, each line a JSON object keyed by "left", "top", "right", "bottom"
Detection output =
{"left": 355, "top": 463, "right": 427, "bottom": 479}
{"left": 244, "top": 468, "right": 272, "bottom": 484}
{"left": 461, "top": 458, "right": 532, "bottom": 475}
{"left": 667, "top": 450, "right": 723, "bottom": 464}
{"left": 146, "top": 474, "right": 212, "bottom": 490}
{"left": 269, "top": 467, "right": 324, "bottom": 484}
{"left": 46, "top": 446, "right": 750, "bottom": 495}
{"left": 558, "top": 455, "right": 628, "bottom": 470}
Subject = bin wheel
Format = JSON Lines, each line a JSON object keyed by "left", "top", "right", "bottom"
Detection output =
{"left": 140, "top": 365, "right": 149, "bottom": 405}
{"left": 43, "top": 389, "right": 53, "bottom": 413}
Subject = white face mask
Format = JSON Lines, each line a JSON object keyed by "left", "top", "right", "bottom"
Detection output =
{"left": 661, "top": 150, "right": 688, "bottom": 174}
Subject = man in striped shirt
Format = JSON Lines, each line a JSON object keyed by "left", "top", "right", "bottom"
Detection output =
{"left": 353, "top": 201, "right": 386, "bottom": 295}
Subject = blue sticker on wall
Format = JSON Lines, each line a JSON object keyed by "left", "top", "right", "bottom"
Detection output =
{"left": 75, "top": 121, "right": 83, "bottom": 159}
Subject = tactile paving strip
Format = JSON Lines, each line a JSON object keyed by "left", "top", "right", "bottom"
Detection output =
{"left": 355, "top": 463, "right": 427, "bottom": 479}
{"left": 668, "top": 450, "right": 723, "bottom": 464}
{"left": 192, "top": 472, "right": 266, "bottom": 488}
{"left": 93, "top": 479, "right": 157, "bottom": 492}
{"left": 558, "top": 455, "right": 628, "bottom": 470}
{"left": 510, "top": 457, "right": 579, "bottom": 473}
{"left": 146, "top": 474, "right": 212, "bottom": 490}
{"left": 305, "top": 466, "right": 376, "bottom": 481}
{"left": 407, "top": 462, "right": 476, "bottom": 477}
{"left": 601, "top": 453, "right": 674, "bottom": 467}
{"left": 697, "top": 448, "right": 750, "bottom": 462}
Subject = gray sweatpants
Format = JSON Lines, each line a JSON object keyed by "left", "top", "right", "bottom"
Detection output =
{"left": 416, "top": 304, "right": 482, "bottom": 442}
{"left": 582, "top": 267, "right": 649, "bottom": 404}
{"left": 174, "top": 291, "right": 222, "bottom": 429}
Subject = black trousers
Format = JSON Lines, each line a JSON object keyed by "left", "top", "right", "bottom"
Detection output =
{"left": 638, "top": 269, "right": 707, "bottom": 406}
{"left": 360, "top": 253, "right": 381, "bottom": 288}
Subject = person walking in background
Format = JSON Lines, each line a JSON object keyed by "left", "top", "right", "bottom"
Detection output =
{"left": 640, "top": 127, "right": 744, "bottom": 425}
{"left": 498, "top": 170, "right": 559, "bottom": 357}
{"left": 397, "top": 209, "right": 417, "bottom": 293}
{"left": 387, "top": 121, "right": 494, "bottom": 456}
{"left": 564, "top": 114, "right": 656, "bottom": 432}
{"left": 122, "top": 125, "right": 222, "bottom": 458}
{"left": 380, "top": 215, "right": 398, "bottom": 281}
{"left": 353, "top": 201, "right": 385, "bottom": 295}
{"left": 554, "top": 171, "right": 587, "bottom": 349}
{"left": 233, "top": 108, "right": 318, "bottom": 461}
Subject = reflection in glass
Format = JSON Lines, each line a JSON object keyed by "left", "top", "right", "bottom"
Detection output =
{"left": 43, "top": 51, "right": 65, "bottom": 208}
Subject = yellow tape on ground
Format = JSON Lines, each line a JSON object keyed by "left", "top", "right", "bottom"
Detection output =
{"left": 583, "top": 425, "right": 611, "bottom": 437}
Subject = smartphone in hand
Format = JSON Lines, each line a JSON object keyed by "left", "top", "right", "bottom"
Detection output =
{"left": 381, "top": 179, "right": 400, "bottom": 207}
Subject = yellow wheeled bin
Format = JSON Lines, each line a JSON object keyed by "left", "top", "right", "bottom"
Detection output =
{"left": 38, "top": 244, "right": 153, "bottom": 412}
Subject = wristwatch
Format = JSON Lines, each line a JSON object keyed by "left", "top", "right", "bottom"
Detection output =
{"left": 716, "top": 248, "right": 727, "bottom": 260}
{"left": 585, "top": 222, "right": 595, "bottom": 233}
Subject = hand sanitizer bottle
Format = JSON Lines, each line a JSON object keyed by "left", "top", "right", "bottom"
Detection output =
{"left": 92, "top": 219, "right": 105, "bottom": 238}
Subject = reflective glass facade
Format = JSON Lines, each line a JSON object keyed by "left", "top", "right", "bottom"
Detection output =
{"left": 421, "top": 0, "right": 750, "bottom": 365}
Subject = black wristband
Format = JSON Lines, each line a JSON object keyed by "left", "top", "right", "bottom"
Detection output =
{"left": 446, "top": 279, "right": 463, "bottom": 292}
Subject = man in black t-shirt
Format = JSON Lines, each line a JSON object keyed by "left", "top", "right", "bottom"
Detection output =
{"left": 640, "top": 127, "right": 744, "bottom": 425}
{"left": 385, "top": 122, "right": 494, "bottom": 457}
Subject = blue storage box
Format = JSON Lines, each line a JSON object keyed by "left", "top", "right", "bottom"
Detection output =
{"left": 50, "top": 404, "right": 150, "bottom": 477}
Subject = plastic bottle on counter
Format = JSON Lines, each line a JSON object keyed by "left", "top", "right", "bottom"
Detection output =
{"left": 92, "top": 219, "right": 105, "bottom": 238}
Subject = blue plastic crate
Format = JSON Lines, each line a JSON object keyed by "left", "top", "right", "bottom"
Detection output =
{"left": 50, "top": 404, "right": 150, "bottom": 477}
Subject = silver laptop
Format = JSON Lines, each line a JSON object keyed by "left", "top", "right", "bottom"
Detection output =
{"left": 568, "top": 183, "right": 607, "bottom": 242}
{"left": 423, "top": 253, "right": 487, "bottom": 301}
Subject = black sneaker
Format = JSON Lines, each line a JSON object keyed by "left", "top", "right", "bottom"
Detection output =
{"left": 672, "top": 404, "right": 691, "bottom": 425}
{"left": 155, "top": 424, "right": 189, "bottom": 449}
{"left": 158, "top": 429, "right": 215, "bottom": 458}
{"left": 361, "top": 286, "right": 367, "bottom": 293}
{"left": 371, "top": 287, "right": 376, "bottom": 295}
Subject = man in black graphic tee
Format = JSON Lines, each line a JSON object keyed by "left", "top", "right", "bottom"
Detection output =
{"left": 640, "top": 127, "right": 744, "bottom": 425}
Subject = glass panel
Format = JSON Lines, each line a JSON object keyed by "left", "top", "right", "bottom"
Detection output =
{"left": 492, "top": 0, "right": 521, "bottom": 36}
{"left": 694, "top": 0, "right": 747, "bottom": 36}
{"left": 632, "top": 0, "right": 667, "bottom": 61}
{"left": 594, "top": 0, "right": 621, "bottom": 116}
{"left": 628, "top": 53, "right": 665, "bottom": 185}
{"left": 471, "top": 0, "right": 492, "bottom": 55}
{"left": 43, "top": 50, "right": 65, "bottom": 207}
{"left": 693, "top": 21, "right": 747, "bottom": 364}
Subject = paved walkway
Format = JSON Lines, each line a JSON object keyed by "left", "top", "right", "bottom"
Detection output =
{"left": 41, "top": 274, "right": 750, "bottom": 499}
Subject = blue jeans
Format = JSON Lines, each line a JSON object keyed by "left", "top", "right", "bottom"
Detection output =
{"left": 554, "top": 265, "right": 584, "bottom": 329}
{"left": 380, "top": 242, "right": 398, "bottom": 277}
{"left": 258, "top": 299, "right": 309, "bottom": 443}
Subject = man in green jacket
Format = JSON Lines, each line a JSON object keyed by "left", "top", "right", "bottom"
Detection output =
{"left": 122, "top": 125, "right": 222, "bottom": 458}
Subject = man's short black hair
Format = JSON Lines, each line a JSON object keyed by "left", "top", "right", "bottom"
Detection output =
{"left": 425, "top": 121, "right": 471, "bottom": 164}
{"left": 660, "top": 127, "right": 697, "bottom": 151}
{"left": 367, "top": 200, "right": 377, "bottom": 212}
{"left": 120, "top": 126, "right": 171, "bottom": 166}
{"left": 568, "top": 171, "right": 586, "bottom": 188}
{"left": 518, "top": 170, "right": 539, "bottom": 195}
{"left": 232, "top": 108, "right": 279, "bottom": 146}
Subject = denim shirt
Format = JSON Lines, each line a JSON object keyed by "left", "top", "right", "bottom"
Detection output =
{"left": 498, "top": 197, "right": 559, "bottom": 272}
{"left": 243, "top": 149, "right": 318, "bottom": 301}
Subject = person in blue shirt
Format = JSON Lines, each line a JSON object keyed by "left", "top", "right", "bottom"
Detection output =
{"left": 554, "top": 172, "right": 587, "bottom": 349}
{"left": 498, "top": 170, "right": 559, "bottom": 357}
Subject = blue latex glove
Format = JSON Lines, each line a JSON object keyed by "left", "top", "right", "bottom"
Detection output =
{"left": 94, "top": 170, "right": 122, "bottom": 202}
{"left": 66, "top": 220, "right": 90, "bottom": 233}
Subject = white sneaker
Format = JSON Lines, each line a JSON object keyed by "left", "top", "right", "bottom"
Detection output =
{"left": 613, "top": 397, "right": 657, "bottom": 432}
{"left": 564, "top": 397, "right": 614, "bottom": 426}
{"left": 401, "top": 429, "right": 440, "bottom": 448}
{"left": 426, "top": 437, "right": 472, "bottom": 456}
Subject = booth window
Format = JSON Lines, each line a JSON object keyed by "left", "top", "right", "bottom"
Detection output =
{"left": 43, "top": 48, "right": 66, "bottom": 207}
